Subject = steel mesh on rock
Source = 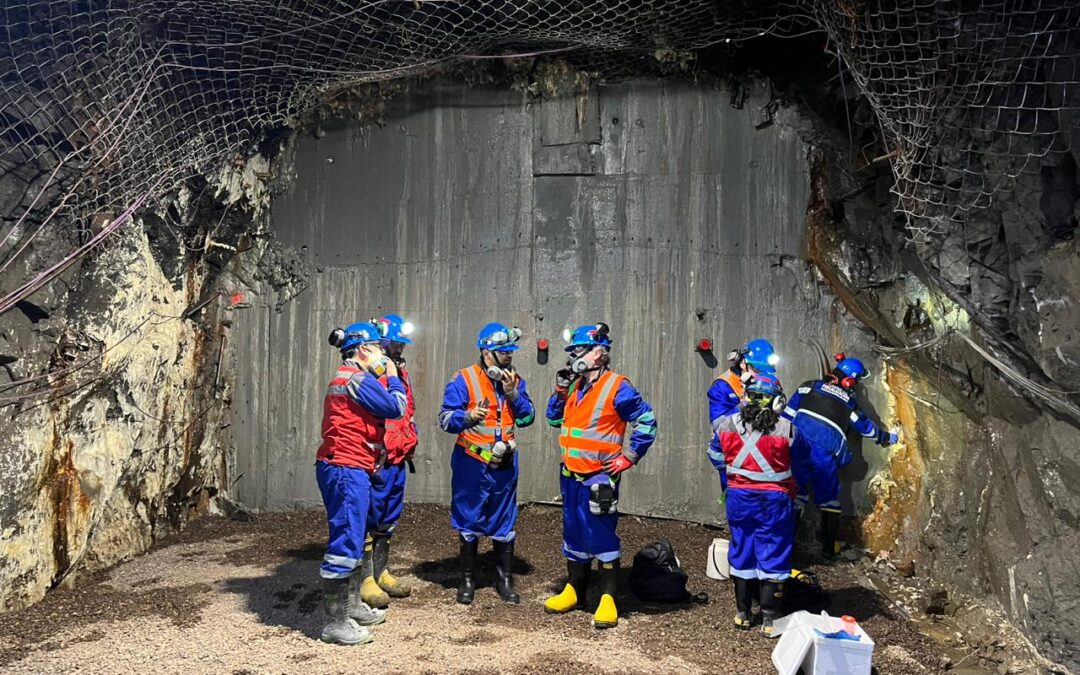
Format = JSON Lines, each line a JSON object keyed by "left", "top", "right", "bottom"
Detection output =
{"left": 0, "top": 0, "right": 1077, "bottom": 300}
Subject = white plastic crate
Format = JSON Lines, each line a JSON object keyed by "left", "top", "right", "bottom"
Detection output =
{"left": 772, "top": 611, "right": 874, "bottom": 675}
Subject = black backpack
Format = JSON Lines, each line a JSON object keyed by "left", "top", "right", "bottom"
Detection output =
{"left": 784, "top": 569, "right": 831, "bottom": 613}
{"left": 628, "top": 539, "right": 708, "bottom": 604}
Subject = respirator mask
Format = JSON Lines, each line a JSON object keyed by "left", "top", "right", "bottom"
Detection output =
{"left": 484, "top": 351, "right": 514, "bottom": 380}
{"left": 568, "top": 345, "right": 609, "bottom": 375}
{"left": 480, "top": 327, "right": 521, "bottom": 379}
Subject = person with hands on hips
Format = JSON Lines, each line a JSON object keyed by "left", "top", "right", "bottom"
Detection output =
{"left": 544, "top": 322, "right": 657, "bottom": 630}
{"left": 438, "top": 322, "right": 535, "bottom": 605}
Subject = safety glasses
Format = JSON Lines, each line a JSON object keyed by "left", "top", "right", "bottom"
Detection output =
{"left": 482, "top": 327, "right": 521, "bottom": 347}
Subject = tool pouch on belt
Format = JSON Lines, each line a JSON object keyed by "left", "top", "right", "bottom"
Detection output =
{"left": 584, "top": 474, "right": 617, "bottom": 515}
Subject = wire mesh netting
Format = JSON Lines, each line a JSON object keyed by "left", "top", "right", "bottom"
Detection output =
{"left": 0, "top": 1, "right": 1078, "bottom": 311}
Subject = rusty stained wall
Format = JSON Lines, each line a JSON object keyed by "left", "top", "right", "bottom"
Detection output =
{"left": 229, "top": 79, "right": 893, "bottom": 523}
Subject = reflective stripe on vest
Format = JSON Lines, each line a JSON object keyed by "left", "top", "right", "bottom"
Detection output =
{"left": 559, "top": 371, "right": 626, "bottom": 474}
{"left": 457, "top": 364, "right": 514, "bottom": 459}
{"left": 726, "top": 428, "right": 793, "bottom": 482}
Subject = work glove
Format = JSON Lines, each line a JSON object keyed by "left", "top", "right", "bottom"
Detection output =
{"left": 602, "top": 453, "right": 634, "bottom": 477}
{"left": 879, "top": 430, "right": 899, "bottom": 446}
{"left": 555, "top": 368, "right": 577, "bottom": 397}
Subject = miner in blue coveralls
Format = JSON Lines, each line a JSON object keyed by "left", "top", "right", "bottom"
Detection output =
{"left": 716, "top": 371, "right": 796, "bottom": 637}
{"left": 782, "top": 352, "right": 898, "bottom": 558}
{"left": 358, "top": 314, "right": 419, "bottom": 609}
{"left": 315, "top": 322, "right": 407, "bottom": 646}
{"left": 439, "top": 322, "right": 535, "bottom": 605}
{"left": 707, "top": 339, "right": 781, "bottom": 490}
{"left": 543, "top": 322, "right": 657, "bottom": 629}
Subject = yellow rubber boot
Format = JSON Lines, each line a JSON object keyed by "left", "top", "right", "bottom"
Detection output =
{"left": 360, "top": 537, "right": 390, "bottom": 608}
{"left": 544, "top": 560, "right": 590, "bottom": 614}
{"left": 544, "top": 583, "right": 579, "bottom": 614}
{"left": 593, "top": 594, "right": 618, "bottom": 629}
{"left": 360, "top": 575, "right": 389, "bottom": 609}
{"left": 372, "top": 535, "right": 411, "bottom": 598}
{"left": 377, "top": 569, "right": 412, "bottom": 598}
{"left": 593, "top": 560, "right": 619, "bottom": 629}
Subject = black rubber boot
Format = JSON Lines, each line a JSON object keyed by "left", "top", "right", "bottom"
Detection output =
{"left": 492, "top": 540, "right": 520, "bottom": 604}
{"left": 732, "top": 577, "right": 755, "bottom": 630}
{"left": 759, "top": 580, "right": 785, "bottom": 638}
{"left": 456, "top": 535, "right": 478, "bottom": 605}
{"left": 568, "top": 560, "right": 591, "bottom": 601}
{"left": 821, "top": 510, "right": 841, "bottom": 559}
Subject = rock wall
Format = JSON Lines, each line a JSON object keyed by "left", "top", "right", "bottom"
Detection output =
{"left": 796, "top": 84, "right": 1080, "bottom": 668}
{"left": 0, "top": 177, "right": 258, "bottom": 611}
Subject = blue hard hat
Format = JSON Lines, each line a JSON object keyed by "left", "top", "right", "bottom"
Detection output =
{"left": 563, "top": 323, "right": 613, "bottom": 352}
{"left": 744, "top": 338, "right": 779, "bottom": 370}
{"left": 332, "top": 321, "right": 381, "bottom": 352}
{"left": 375, "top": 313, "right": 414, "bottom": 345}
{"left": 477, "top": 322, "right": 521, "bottom": 352}
{"left": 836, "top": 357, "right": 869, "bottom": 381}
{"left": 747, "top": 371, "right": 783, "bottom": 398}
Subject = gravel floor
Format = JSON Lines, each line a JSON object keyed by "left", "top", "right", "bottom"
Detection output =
{"left": 0, "top": 503, "right": 952, "bottom": 674}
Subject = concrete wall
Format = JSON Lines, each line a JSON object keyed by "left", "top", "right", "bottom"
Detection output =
{"left": 229, "top": 79, "right": 887, "bottom": 522}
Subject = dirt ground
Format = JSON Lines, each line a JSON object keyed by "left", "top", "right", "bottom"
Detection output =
{"left": 0, "top": 503, "right": 986, "bottom": 674}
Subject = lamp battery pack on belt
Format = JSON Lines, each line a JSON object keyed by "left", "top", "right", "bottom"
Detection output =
{"left": 560, "top": 466, "right": 619, "bottom": 515}
{"left": 462, "top": 438, "right": 517, "bottom": 469}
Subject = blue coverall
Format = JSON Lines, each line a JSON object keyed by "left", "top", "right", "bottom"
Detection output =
{"left": 439, "top": 374, "right": 535, "bottom": 542}
{"left": 782, "top": 379, "right": 890, "bottom": 510}
{"left": 546, "top": 379, "right": 656, "bottom": 562}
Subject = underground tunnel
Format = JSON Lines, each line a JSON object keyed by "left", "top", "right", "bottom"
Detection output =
{"left": 1, "top": 2, "right": 1079, "bottom": 673}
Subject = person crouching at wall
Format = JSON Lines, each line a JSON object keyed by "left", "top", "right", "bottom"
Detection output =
{"left": 315, "top": 322, "right": 407, "bottom": 646}
{"left": 439, "top": 322, "right": 535, "bottom": 605}
{"left": 357, "top": 314, "right": 419, "bottom": 609}
{"left": 716, "top": 371, "right": 796, "bottom": 638}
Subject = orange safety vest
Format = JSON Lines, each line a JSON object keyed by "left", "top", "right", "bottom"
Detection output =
{"left": 456, "top": 364, "right": 516, "bottom": 462}
{"left": 715, "top": 369, "right": 745, "bottom": 399}
{"left": 559, "top": 371, "right": 628, "bottom": 475}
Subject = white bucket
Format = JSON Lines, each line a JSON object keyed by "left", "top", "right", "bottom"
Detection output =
{"left": 706, "top": 537, "right": 730, "bottom": 580}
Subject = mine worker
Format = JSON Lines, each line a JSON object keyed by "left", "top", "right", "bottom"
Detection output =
{"left": 544, "top": 322, "right": 657, "bottom": 630}
{"left": 716, "top": 371, "right": 794, "bottom": 637}
{"left": 438, "top": 322, "right": 535, "bottom": 605}
{"left": 782, "top": 353, "right": 898, "bottom": 559}
{"left": 316, "top": 322, "right": 407, "bottom": 645}
{"left": 358, "top": 314, "right": 418, "bottom": 609}
{"left": 707, "top": 339, "right": 780, "bottom": 490}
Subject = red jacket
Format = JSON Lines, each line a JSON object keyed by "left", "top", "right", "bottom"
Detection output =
{"left": 316, "top": 363, "right": 387, "bottom": 471}
{"left": 380, "top": 367, "right": 417, "bottom": 464}
{"left": 717, "top": 413, "right": 796, "bottom": 497}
